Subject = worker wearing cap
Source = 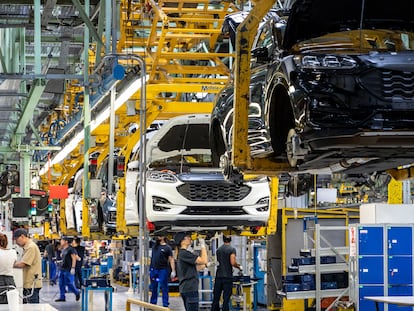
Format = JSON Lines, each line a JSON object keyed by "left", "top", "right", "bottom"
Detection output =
{"left": 13, "top": 228, "right": 42, "bottom": 303}
{"left": 150, "top": 235, "right": 176, "bottom": 307}
{"left": 55, "top": 237, "right": 80, "bottom": 302}
{"left": 211, "top": 235, "right": 242, "bottom": 311}
{"left": 175, "top": 232, "right": 208, "bottom": 311}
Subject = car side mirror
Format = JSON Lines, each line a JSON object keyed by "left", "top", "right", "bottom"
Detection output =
{"left": 252, "top": 47, "right": 270, "bottom": 63}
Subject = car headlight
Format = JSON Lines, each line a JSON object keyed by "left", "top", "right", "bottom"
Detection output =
{"left": 294, "top": 54, "right": 357, "bottom": 70}
{"left": 147, "top": 171, "right": 178, "bottom": 183}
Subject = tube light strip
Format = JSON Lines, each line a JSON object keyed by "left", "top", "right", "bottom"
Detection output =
{"left": 39, "top": 76, "right": 145, "bottom": 175}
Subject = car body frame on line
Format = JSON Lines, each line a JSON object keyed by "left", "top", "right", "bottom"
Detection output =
{"left": 211, "top": 0, "right": 414, "bottom": 179}
{"left": 145, "top": 114, "right": 270, "bottom": 230}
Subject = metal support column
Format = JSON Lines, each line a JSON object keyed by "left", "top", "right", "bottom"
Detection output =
{"left": 138, "top": 58, "right": 148, "bottom": 301}
{"left": 82, "top": 0, "right": 91, "bottom": 238}
{"left": 19, "top": 153, "right": 31, "bottom": 197}
{"left": 107, "top": 88, "right": 116, "bottom": 195}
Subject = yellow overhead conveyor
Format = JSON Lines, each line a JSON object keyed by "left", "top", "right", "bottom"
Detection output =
{"left": 41, "top": 0, "right": 238, "bottom": 237}
{"left": 115, "top": 0, "right": 238, "bottom": 235}
{"left": 119, "top": 0, "right": 237, "bottom": 119}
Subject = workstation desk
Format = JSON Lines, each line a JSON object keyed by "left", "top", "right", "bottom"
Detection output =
{"left": 0, "top": 304, "right": 58, "bottom": 311}
{"left": 365, "top": 296, "right": 414, "bottom": 311}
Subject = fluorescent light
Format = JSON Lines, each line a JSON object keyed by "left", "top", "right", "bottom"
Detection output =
{"left": 39, "top": 76, "right": 146, "bottom": 176}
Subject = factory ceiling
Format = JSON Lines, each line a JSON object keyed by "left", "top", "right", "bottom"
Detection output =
{"left": 0, "top": 0, "right": 102, "bottom": 167}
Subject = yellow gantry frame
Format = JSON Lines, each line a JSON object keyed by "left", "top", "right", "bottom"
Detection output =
{"left": 232, "top": 0, "right": 291, "bottom": 176}
{"left": 42, "top": 0, "right": 239, "bottom": 238}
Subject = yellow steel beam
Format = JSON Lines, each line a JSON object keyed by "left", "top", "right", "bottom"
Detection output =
{"left": 232, "top": 0, "right": 276, "bottom": 170}
{"left": 116, "top": 109, "right": 161, "bottom": 234}
{"left": 387, "top": 166, "right": 414, "bottom": 181}
{"left": 267, "top": 177, "right": 279, "bottom": 235}
{"left": 155, "top": 102, "right": 213, "bottom": 116}
{"left": 116, "top": 176, "right": 127, "bottom": 234}
{"left": 241, "top": 158, "right": 292, "bottom": 176}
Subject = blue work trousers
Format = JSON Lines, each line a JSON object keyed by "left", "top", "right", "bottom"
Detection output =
{"left": 150, "top": 268, "right": 170, "bottom": 307}
{"left": 48, "top": 260, "right": 57, "bottom": 282}
{"left": 58, "top": 270, "right": 80, "bottom": 299}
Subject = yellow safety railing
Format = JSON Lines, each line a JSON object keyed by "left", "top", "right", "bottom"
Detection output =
{"left": 126, "top": 297, "right": 171, "bottom": 311}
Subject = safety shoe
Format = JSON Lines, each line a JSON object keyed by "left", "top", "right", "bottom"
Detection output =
{"left": 55, "top": 298, "right": 66, "bottom": 302}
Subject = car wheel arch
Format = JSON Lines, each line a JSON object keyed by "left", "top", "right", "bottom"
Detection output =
{"left": 210, "top": 118, "right": 227, "bottom": 167}
{"left": 266, "top": 78, "right": 295, "bottom": 156}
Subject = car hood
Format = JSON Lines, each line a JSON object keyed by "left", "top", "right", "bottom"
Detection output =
{"left": 284, "top": 0, "right": 414, "bottom": 50}
{"left": 147, "top": 114, "right": 211, "bottom": 163}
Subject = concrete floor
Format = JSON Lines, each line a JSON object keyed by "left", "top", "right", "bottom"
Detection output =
{"left": 38, "top": 281, "right": 270, "bottom": 311}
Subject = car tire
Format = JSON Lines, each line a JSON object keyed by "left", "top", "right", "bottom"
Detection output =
{"left": 268, "top": 83, "right": 295, "bottom": 157}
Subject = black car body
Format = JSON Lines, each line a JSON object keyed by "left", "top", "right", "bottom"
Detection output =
{"left": 211, "top": 0, "right": 414, "bottom": 175}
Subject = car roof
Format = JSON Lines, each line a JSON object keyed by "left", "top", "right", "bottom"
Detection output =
{"left": 223, "top": 9, "right": 281, "bottom": 49}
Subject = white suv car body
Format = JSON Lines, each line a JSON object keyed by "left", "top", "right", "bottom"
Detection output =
{"left": 145, "top": 114, "right": 270, "bottom": 229}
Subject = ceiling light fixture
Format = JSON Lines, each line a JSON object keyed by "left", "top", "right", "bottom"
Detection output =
{"left": 39, "top": 76, "right": 146, "bottom": 176}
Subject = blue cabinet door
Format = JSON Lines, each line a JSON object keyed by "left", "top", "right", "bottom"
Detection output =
{"left": 359, "top": 285, "right": 384, "bottom": 311}
{"left": 388, "top": 226, "right": 413, "bottom": 255}
{"left": 359, "top": 226, "right": 384, "bottom": 255}
{"left": 359, "top": 256, "right": 384, "bottom": 284}
{"left": 388, "top": 256, "right": 413, "bottom": 285}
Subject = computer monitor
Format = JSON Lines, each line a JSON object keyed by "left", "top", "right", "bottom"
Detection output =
{"left": 12, "top": 197, "right": 31, "bottom": 217}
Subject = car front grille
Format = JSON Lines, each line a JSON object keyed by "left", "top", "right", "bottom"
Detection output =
{"left": 382, "top": 70, "right": 414, "bottom": 100}
{"left": 361, "top": 69, "right": 414, "bottom": 101}
{"left": 177, "top": 182, "right": 251, "bottom": 201}
{"left": 181, "top": 206, "right": 247, "bottom": 215}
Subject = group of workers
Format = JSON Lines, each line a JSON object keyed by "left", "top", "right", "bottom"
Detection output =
{"left": 150, "top": 232, "right": 242, "bottom": 311}
{"left": 0, "top": 228, "right": 43, "bottom": 304}
{"left": 1, "top": 227, "right": 239, "bottom": 309}
{"left": 0, "top": 229, "right": 87, "bottom": 305}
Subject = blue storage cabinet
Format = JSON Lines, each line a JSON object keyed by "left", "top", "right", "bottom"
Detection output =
{"left": 359, "top": 285, "right": 385, "bottom": 311}
{"left": 358, "top": 226, "right": 384, "bottom": 255}
{"left": 387, "top": 226, "right": 413, "bottom": 256}
{"left": 359, "top": 256, "right": 384, "bottom": 284}
{"left": 354, "top": 224, "right": 414, "bottom": 311}
{"left": 253, "top": 242, "right": 267, "bottom": 306}
{"left": 388, "top": 256, "right": 413, "bottom": 285}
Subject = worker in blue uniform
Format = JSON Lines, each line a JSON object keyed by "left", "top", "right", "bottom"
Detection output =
{"left": 150, "top": 235, "right": 176, "bottom": 308}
